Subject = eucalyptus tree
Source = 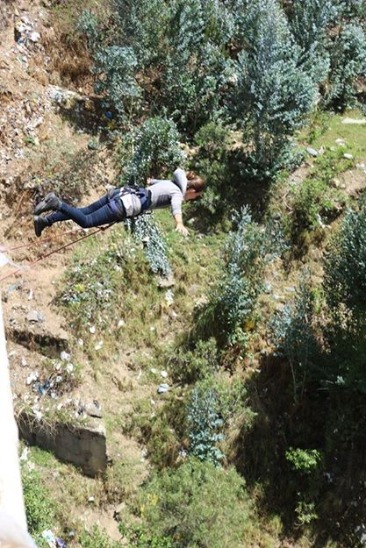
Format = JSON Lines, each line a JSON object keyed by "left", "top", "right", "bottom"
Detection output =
{"left": 231, "top": 0, "right": 316, "bottom": 171}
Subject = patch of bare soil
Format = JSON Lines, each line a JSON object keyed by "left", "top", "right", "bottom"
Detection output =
{"left": 0, "top": 0, "right": 149, "bottom": 540}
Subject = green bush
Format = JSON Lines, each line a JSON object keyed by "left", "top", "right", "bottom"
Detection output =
{"left": 22, "top": 468, "right": 57, "bottom": 539}
{"left": 93, "top": 46, "right": 142, "bottom": 120}
{"left": 326, "top": 23, "right": 366, "bottom": 111}
{"left": 192, "top": 121, "right": 231, "bottom": 220}
{"left": 168, "top": 338, "right": 219, "bottom": 384}
{"left": 197, "top": 207, "right": 283, "bottom": 348}
{"left": 186, "top": 376, "right": 255, "bottom": 465}
{"left": 78, "top": 525, "right": 121, "bottom": 547}
{"left": 290, "top": 148, "right": 350, "bottom": 235}
{"left": 186, "top": 384, "right": 225, "bottom": 465}
{"left": 231, "top": 0, "right": 316, "bottom": 172}
{"left": 288, "top": 0, "right": 337, "bottom": 85}
{"left": 270, "top": 275, "right": 318, "bottom": 402}
{"left": 286, "top": 448, "right": 323, "bottom": 475}
{"left": 131, "top": 459, "right": 252, "bottom": 547}
{"left": 119, "top": 116, "right": 185, "bottom": 184}
{"left": 323, "top": 205, "right": 366, "bottom": 314}
{"left": 129, "top": 214, "right": 171, "bottom": 277}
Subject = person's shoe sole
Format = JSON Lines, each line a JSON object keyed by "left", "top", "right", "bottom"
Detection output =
{"left": 34, "top": 192, "right": 61, "bottom": 215}
{"left": 33, "top": 215, "right": 48, "bottom": 237}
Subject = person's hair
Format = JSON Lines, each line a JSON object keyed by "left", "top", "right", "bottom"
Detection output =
{"left": 186, "top": 171, "right": 205, "bottom": 192}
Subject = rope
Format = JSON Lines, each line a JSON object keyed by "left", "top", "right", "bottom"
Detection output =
{"left": 0, "top": 223, "right": 115, "bottom": 284}
{"left": 0, "top": 225, "right": 93, "bottom": 253}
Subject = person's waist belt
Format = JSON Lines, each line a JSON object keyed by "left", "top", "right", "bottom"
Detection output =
{"left": 108, "top": 186, "right": 151, "bottom": 219}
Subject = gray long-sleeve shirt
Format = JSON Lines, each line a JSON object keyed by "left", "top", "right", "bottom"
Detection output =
{"left": 148, "top": 179, "right": 185, "bottom": 216}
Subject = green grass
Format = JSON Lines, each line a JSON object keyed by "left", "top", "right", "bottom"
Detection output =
{"left": 301, "top": 109, "right": 366, "bottom": 162}
{"left": 57, "top": 210, "right": 224, "bottom": 363}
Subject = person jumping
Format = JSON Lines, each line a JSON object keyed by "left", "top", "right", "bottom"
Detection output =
{"left": 33, "top": 169, "right": 205, "bottom": 238}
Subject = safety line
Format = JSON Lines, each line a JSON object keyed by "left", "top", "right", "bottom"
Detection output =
{"left": 1, "top": 225, "right": 92, "bottom": 253}
{"left": 0, "top": 223, "right": 115, "bottom": 284}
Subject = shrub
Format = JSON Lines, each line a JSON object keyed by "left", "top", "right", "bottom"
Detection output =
{"left": 129, "top": 214, "right": 172, "bottom": 277}
{"left": 168, "top": 338, "right": 219, "bottom": 385}
{"left": 111, "top": 0, "right": 171, "bottom": 66}
{"left": 186, "top": 376, "right": 255, "bottom": 465}
{"left": 186, "top": 384, "right": 225, "bottom": 465}
{"left": 326, "top": 23, "right": 366, "bottom": 110}
{"left": 231, "top": 0, "right": 316, "bottom": 172}
{"left": 22, "top": 468, "right": 57, "bottom": 539}
{"left": 93, "top": 46, "right": 142, "bottom": 120}
{"left": 285, "top": 448, "right": 324, "bottom": 527}
{"left": 131, "top": 458, "right": 252, "bottom": 547}
{"left": 192, "top": 121, "right": 231, "bottom": 219}
{"left": 119, "top": 116, "right": 185, "bottom": 184}
{"left": 270, "top": 275, "right": 318, "bottom": 402}
{"left": 288, "top": 0, "right": 338, "bottom": 85}
{"left": 197, "top": 207, "right": 283, "bottom": 347}
{"left": 286, "top": 447, "right": 323, "bottom": 475}
{"left": 90, "top": 0, "right": 235, "bottom": 134}
{"left": 290, "top": 148, "right": 351, "bottom": 236}
{"left": 160, "top": 0, "right": 235, "bottom": 134}
{"left": 77, "top": 9, "right": 100, "bottom": 52}
{"left": 323, "top": 205, "right": 366, "bottom": 314}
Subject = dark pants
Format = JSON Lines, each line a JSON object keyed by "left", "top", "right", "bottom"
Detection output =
{"left": 46, "top": 190, "right": 125, "bottom": 229}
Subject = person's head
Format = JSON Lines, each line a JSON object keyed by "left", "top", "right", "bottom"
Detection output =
{"left": 185, "top": 172, "right": 205, "bottom": 201}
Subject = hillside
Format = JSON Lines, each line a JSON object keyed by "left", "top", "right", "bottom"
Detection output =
{"left": 0, "top": 0, "right": 150, "bottom": 542}
{"left": 2, "top": 1, "right": 366, "bottom": 547}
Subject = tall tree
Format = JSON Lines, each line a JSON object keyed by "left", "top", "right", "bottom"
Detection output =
{"left": 232, "top": 0, "right": 316, "bottom": 171}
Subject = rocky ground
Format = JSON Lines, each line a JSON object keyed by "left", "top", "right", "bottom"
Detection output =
{"left": 0, "top": 1, "right": 150, "bottom": 540}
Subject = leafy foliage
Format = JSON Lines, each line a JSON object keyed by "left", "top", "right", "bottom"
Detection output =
{"left": 325, "top": 23, "right": 366, "bottom": 110}
{"left": 231, "top": 0, "right": 316, "bottom": 171}
{"left": 119, "top": 116, "right": 184, "bottom": 184}
{"left": 271, "top": 275, "right": 317, "bottom": 401}
{"left": 186, "top": 376, "right": 255, "bottom": 465}
{"left": 288, "top": 0, "right": 337, "bottom": 84}
{"left": 186, "top": 384, "right": 225, "bottom": 465}
{"left": 286, "top": 447, "right": 323, "bottom": 474}
{"left": 323, "top": 205, "right": 366, "bottom": 314}
{"left": 192, "top": 121, "right": 231, "bottom": 219}
{"left": 129, "top": 213, "right": 172, "bottom": 277}
{"left": 111, "top": 0, "right": 171, "bottom": 66}
{"left": 93, "top": 45, "right": 142, "bottom": 120}
{"left": 23, "top": 468, "right": 57, "bottom": 539}
{"left": 290, "top": 148, "right": 351, "bottom": 237}
{"left": 198, "top": 207, "right": 283, "bottom": 347}
{"left": 160, "top": 0, "right": 235, "bottom": 133}
{"left": 131, "top": 459, "right": 251, "bottom": 547}
{"left": 168, "top": 338, "right": 219, "bottom": 385}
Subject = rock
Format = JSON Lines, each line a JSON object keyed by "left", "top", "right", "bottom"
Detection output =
{"left": 164, "top": 290, "right": 174, "bottom": 306}
{"left": 335, "top": 138, "right": 346, "bottom": 146}
{"left": 342, "top": 118, "right": 366, "bottom": 125}
{"left": 343, "top": 153, "right": 353, "bottom": 160}
{"left": 26, "top": 310, "right": 44, "bottom": 323}
{"left": 306, "top": 147, "right": 318, "bottom": 157}
{"left": 157, "top": 383, "right": 170, "bottom": 394}
{"left": 85, "top": 401, "right": 102, "bottom": 419}
{"left": 157, "top": 273, "right": 175, "bottom": 288}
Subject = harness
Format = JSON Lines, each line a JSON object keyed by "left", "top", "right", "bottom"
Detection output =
{"left": 108, "top": 186, "right": 151, "bottom": 220}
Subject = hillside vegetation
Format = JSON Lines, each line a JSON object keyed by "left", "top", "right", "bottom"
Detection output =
{"left": 1, "top": 0, "right": 366, "bottom": 547}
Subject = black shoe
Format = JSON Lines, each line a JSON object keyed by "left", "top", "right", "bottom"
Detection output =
{"left": 34, "top": 215, "right": 50, "bottom": 237}
{"left": 34, "top": 192, "right": 61, "bottom": 215}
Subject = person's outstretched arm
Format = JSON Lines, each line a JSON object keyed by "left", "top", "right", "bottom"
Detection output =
{"left": 174, "top": 213, "right": 188, "bottom": 236}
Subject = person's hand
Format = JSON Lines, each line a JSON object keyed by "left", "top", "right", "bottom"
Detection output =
{"left": 175, "top": 224, "right": 189, "bottom": 237}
